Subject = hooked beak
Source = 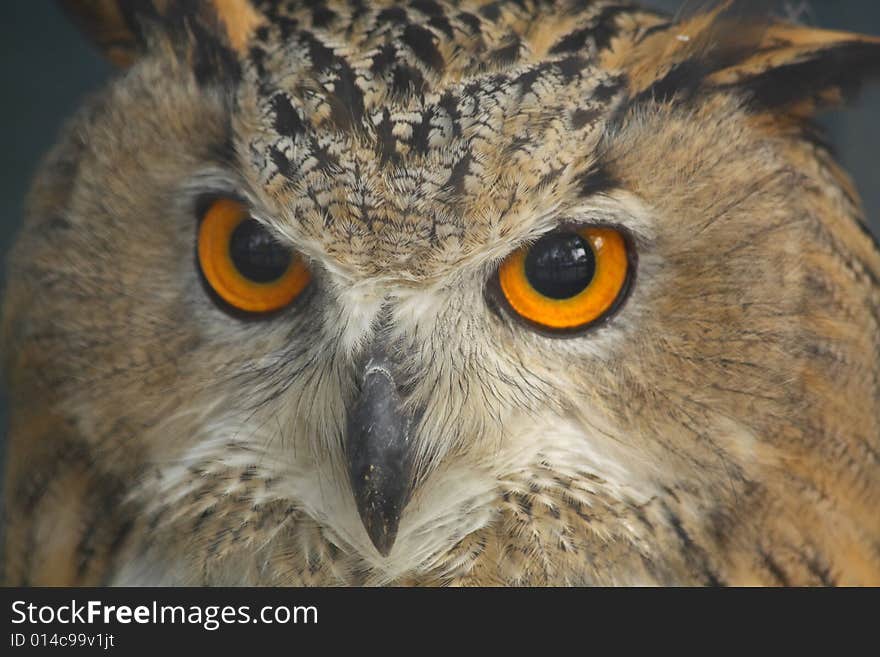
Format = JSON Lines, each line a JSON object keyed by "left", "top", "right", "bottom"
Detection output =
{"left": 345, "top": 348, "right": 417, "bottom": 556}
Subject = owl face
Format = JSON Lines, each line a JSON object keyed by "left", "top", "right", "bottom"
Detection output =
{"left": 3, "top": 1, "right": 880, "bottom": 585}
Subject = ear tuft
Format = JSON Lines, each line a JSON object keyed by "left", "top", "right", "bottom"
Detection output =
{"left": 708, "top": 24, "right": 880, "bottom": 114}
{"left": 606, "top": 0, "right": 880, "bottom": 116}
{"left": 57, "top": 0, "right": 144, "bottom": 67}
{"left": 57, "top": 0, "right": 264, "bottom": 68}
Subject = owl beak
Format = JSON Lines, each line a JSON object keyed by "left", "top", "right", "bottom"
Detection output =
{"left": 346, "top": 349, "right": 416, "bottom": 557}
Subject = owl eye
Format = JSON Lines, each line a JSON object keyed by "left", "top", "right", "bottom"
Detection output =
{"left": 496, "top": 226, "right": 632, "bottom": 332}
{"left": 197, "top": 198, "right": 311, "bottom": 313}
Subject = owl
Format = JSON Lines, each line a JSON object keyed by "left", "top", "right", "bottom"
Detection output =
{"left": 2, "top": 0, "right": 879, "bottom": 586}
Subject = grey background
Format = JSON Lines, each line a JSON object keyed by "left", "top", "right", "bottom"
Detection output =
{"left": 0, "top": 1, "right": 879, "bottom": 462}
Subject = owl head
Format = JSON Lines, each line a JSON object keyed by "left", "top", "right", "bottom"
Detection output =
{"left": 2, "top": 0, "right": 879, "bottom": 585}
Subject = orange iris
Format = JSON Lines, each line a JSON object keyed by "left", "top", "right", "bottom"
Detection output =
{"left": 197, "top": 198, "right": 310, "bottom": 313}
{"left": 497, "top": 227, "right": 630, "bottom": 331}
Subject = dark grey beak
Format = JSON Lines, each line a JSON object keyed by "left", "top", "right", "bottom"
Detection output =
{"left": 345, "top": 348, "right": 416, "bottom": 556}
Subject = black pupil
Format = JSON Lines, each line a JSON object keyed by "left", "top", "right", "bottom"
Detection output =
{"left": 229, "top": 218, "right": 292, "bottom": 283}
{"left": 524, "top": 232, "right": 596, "bottom": 299}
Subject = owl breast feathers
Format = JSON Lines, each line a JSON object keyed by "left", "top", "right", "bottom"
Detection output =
{"left": 2, "top": 0, "right": 880, "bottom": 585}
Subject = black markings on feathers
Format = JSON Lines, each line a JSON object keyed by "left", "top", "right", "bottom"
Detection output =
{"left": 549, "top": 4, "right": 631, "bottom": 54}
{"left": 376, "top": 108, "right": 399, "bottom": 164}
{"left": 402, "top": 24, "right": 445, "bottom": 71}
{"left": 272, "top": 93, "right": 305, "bottom": 137}
{"left": 489, "top": 38, "right": 521, "bottom": 66}
{"left": 577, "top": 164, "right": 619, "bottom": 197}
{"left": 444, "top": 153, "right": 473, "bottom": 194}
{"left": 570, "top": 107, "right": 601, "bottom": 129}
{"left": 662, "top": 502, "right": 727, "bottom": 586}
{"left": 241, "top": 1, "right": 642, "bottom": 189}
